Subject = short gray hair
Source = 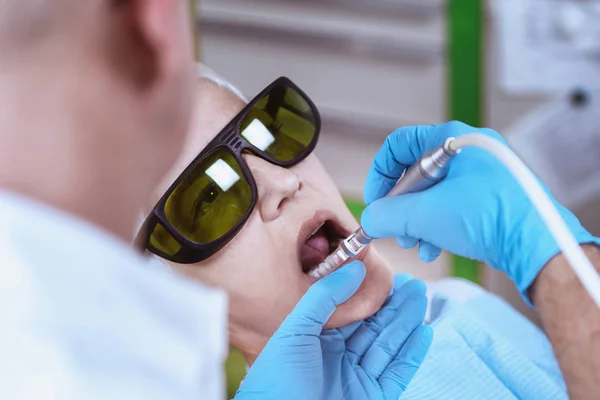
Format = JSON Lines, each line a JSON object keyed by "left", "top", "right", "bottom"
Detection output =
{"left": 196, "top": 64, "right": 248, "bottom": 102}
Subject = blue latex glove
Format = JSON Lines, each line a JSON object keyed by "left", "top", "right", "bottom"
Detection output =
{"left": 361, "top": 121, "right": 599, "bottom": 297}
{"left": 234, "top": 263, "right": 433, "bottom": 400}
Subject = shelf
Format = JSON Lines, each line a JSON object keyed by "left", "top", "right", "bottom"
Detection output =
{"left": 200, "top": 12, "right": 444, "bottom": 65}
{"left": 217, "top": 0, "right": 445, "bottom": 20}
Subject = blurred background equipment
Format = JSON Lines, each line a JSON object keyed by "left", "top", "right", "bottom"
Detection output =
{"left": 506, "top": 90, "right": 600, "bottom": 212}
{"left": 192, "top": 1, "right": 600, "bottom": 393}
{"left": 492, "top": 0, "right": 600, "bottom": 94}
{"left": 487, "top": 0, "right": 600, "bottom": 319}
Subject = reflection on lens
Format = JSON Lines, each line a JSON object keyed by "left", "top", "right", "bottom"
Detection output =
{"left": 206, "top": 159, "right": 241, "bottom": 191}
{"left": 240, "top": 84, "right": 317, "bottom": 162}
{"left": 164, "top": 148, "right": 252, "bottom": 244}
{"left": 240, "top": 119, "right": 275, "bottom": 151}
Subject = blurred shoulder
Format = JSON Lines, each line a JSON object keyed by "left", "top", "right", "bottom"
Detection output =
{"left": 427, "top": 278, "right": 486, "bottom": 304}
{"left": 424, "top": 278, "right": 487, "bottom": 323}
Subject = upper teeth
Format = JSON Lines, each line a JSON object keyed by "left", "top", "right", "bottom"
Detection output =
{"left": 310, "top": 262, "right": 332, "bottom": 279}
{"left": 309, "top": 223, "right": 325, "bottom": 238}
{"left": 309, "top": 245, "right": 350, "bottom": 280}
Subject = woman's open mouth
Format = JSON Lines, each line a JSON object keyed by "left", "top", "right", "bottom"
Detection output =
{"left": 298, "top": 216, "right": 347, "bottom": 278}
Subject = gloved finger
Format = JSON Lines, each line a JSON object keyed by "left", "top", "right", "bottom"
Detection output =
{"left": 360, "top": 282, "right": 428, "bottom": 380}
{"left": 392, "top": 273, "right": 414, "bottom": 289}
{"left": 379, "top": 325, "right": 434, "bottom": 400}
{"left": 396, "top": 236, "right": 419, "bottom": 249}
{"left": 364, "top": 125, "right": 438, "bottom": 205}
{"left": 276, "top": 261, "right": 366, "bottom": 338}
{"left": 346, "top": 275, "right": 415, "bottom": 361}
{"left": 361, "top": 192, "right": 426, "bottom": 240}
{"left": 418, "top": 241, "right": 442, "bottom": 263}
{"left": 336, "top": 320, "right": 363, "bottom": 340}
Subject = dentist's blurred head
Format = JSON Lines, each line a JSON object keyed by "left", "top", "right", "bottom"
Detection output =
{"left": 0, "top": 0, "right": 197, "bottom": 239}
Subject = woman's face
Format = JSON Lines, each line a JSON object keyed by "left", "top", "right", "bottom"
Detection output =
{"left": 150, "top": 80, "right": 393, "bottom": 360}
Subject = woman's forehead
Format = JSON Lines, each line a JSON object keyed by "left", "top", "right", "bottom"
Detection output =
{"left": 190, "top": 81, "right": 246, "bottom": 150}
{"left": 179, "top": 81, "right": 245, "bottom": 163}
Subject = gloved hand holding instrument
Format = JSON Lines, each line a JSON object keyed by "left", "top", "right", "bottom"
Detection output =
{"left": 361, "top": 121, "right": 600, "bottom": 302}
{"left": 360, "top": 121, "right": 600, "bottom": 399}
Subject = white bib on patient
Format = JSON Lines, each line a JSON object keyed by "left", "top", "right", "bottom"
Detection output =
{"left": 400, "top": 279, "right": 567, "bottom": 400}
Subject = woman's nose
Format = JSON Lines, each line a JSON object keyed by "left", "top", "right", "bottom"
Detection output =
{"left": 245, "top": 155, "right": 301, "bottom": 221}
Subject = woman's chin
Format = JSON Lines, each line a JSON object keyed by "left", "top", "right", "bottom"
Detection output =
{"left": 323, "top": 249, "right": 393, "bottom": 329}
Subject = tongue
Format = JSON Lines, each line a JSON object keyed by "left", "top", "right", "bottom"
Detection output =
{"left": 300, "top": 228, "right": 330, "bottom": 270}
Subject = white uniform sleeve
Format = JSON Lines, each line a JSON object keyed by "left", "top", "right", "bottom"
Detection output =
{"left": 0, "top": 192, "right": 228, "bottom": 400}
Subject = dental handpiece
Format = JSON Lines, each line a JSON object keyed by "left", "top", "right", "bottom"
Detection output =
{"left": 310, "top": 137, "right": 460, "bottom": 280}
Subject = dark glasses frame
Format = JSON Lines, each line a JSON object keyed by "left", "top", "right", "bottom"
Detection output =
{"left": 136, "top": 76, "right": 321, "bottom": 264}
